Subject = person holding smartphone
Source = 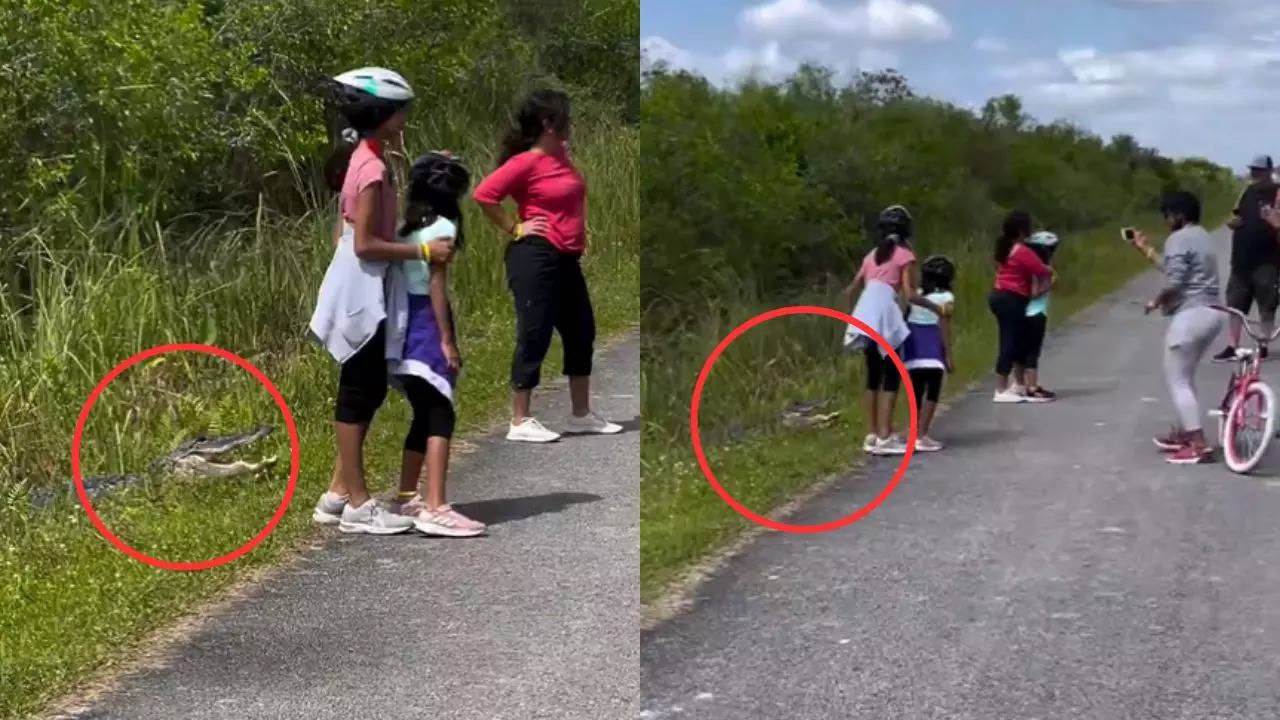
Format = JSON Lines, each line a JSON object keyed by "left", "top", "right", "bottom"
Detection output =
{"left": 1215, "top": 155, "right": 1279, "bottom": 362}
{"left": 1126, "top": 190, "right": 1224, "bottom": 465}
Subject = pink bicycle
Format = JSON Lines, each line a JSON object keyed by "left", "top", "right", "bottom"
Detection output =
{"left": 1209, "top": 304, "right": 1280, "bottom": 473}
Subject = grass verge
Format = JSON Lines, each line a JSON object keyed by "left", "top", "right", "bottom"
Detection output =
{"left": 640, "top": 195, "right": 1235, "bottom": 606}
{"left": 0, "top": 125, "right": 636, "bottom": 720}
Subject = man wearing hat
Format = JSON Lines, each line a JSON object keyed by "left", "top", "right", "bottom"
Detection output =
{"left": 1216, "top": 154, "right": 1280, "bottom": 361}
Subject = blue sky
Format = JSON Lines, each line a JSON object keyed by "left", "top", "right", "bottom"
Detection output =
{"left": 642, "top": 0, "right": 1280, "bottom": 168}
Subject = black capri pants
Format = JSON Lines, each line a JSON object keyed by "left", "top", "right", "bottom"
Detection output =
{"left": 988, "top": 289, "right": 1031, "bottom": 376}
{"left": 505, "top": 235, "right": 596, "bottom": 390}
{"left": 399, "top": 376, "right": 455, "bottom": 451}
{"left": 863, "top": 346, "right": 902, "bottom": 393}
{"left": 335, "top": 321, "right": 389, "bottom": 424}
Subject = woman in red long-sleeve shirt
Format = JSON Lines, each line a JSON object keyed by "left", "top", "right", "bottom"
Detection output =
{"left": 988, "top": 210, "right": 1054, "bottom": 403}
{"left": 473, "top": 89, "right": 622, "bottom": 443}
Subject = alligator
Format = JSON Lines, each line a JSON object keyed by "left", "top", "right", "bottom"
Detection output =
{"left": 780, "top": 398, "right": 841, "bottom": 429}
{"left": 28, "top": 425, "right": 279, "bottom": 511}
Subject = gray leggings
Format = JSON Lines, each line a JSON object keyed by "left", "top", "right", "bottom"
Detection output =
{"left": 1163, "top": 305, "right": 1224, "bottom": 432}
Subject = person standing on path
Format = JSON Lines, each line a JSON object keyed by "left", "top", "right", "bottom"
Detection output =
{"left": 988, "top": 210, "right": 1053, "bottom": 403}
{"left": 308, "top": 68, "right": 456, "bottom": 534}
{"left": 383, "top": 151, "right": 486, "bottom": 537}
{"left": 901, "top": 254, "right": 957, "bottom": 452}
{"left": 842, "top": 205, "right": 947, "bottom": 456}
{"left": 1128, "top": 190, "right": 1225, "bottom": 465}
{"left": 1214, "top": 155, "right": 1279, "bottom": 362}
{"left": 1013, "top": 230, "right": 1060, "bottom": 401}
{"left": 473, "top": 89, "right": 622, "bottom": 443}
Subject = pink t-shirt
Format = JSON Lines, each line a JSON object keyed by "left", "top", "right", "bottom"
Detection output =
{"left": 472, "top": 145, "right": 587, "bottom": 254}
{"left": 340, "top": 139, "right": 397, "bottom": 242}
{"left": 857, "top": 244, "right": 916, "bottom": 289}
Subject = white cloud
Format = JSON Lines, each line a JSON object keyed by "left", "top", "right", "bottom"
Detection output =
{"left": 974, "top": 35, "right": 1009, "bottom": 52}
{"left": 641, "top": 36, "right": 698, "bottom": 72}
{"left": 723, "top": 41, "right": 801, "bottom": 81}
{"left": 740, "top": 0, "right": 951, "bottom": 43}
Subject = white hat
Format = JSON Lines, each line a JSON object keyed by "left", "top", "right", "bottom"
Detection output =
{"left": 1027, "top": 230, "right": 1059, "bottom": 247}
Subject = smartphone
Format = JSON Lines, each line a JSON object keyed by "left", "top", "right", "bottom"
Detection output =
{"left": 1121, "top": 227, "right": 1136, "bottom": 242}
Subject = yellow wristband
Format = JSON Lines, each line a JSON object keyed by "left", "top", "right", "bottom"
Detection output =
{"left": 420, "top": 243, "right": 432, "bottom": 262}
{"left": 513, "top": 221, "right": 522, "bottom": 238}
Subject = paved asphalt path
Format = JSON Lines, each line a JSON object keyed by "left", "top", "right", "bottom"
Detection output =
{"left": 71, "top": 332, "right": 639, "bottom": 720}
{"left": 642, "top": 227, "right": 1280, "bottom": 719}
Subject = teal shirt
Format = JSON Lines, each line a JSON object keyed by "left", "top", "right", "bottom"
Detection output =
{"left": 397, "top": 217, "right": 456, "bottom": 295}
{"left": 1026, "top": 292, "right": 1049, "bottom": 317}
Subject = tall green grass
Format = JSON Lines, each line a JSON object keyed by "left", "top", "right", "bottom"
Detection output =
{"left": 640, "top": 196, "right": 1234, "bottom": 603}
{"left": 0, "top": 122, "right": 636, "bottom": 719}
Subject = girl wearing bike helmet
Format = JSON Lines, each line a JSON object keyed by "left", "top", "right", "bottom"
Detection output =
{"left": 309, "top": 67, "right": 455, "bottom": 535}
{"left": 843, "top": 204, "right": 948, "bottom": 456}
{"left": 1127, "top": 190, "right": 1224, "bottom": 465}
{"left": 1015, "top": 231, "right": 1060, "bottom": 401}
{"left": 380, "top": 152, "right": 486, "bottom": 537}
{"left": 989, "top": 210, "right": 1052, "bottom": 403}
{"left": 901, "top": 255, "right": 957, "bottom": 452}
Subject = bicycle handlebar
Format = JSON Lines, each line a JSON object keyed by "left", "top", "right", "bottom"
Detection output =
{"left": 1209, "top": 304, "right": 1280, "bottom": 343}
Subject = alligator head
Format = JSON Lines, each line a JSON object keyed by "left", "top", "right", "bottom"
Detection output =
{"left": 152, "top": 425, "right": 279, "bottom": 478}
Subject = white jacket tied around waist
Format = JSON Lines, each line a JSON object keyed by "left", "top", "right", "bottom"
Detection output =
{"left": 843, "top": 279, "right": 909, "bottom": 356}
{"left": 309, "top": 223, "right": 405, "bottom": 365}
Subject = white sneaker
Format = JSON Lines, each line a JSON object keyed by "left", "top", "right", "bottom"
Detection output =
{"left": 863, "top": 434, "right": 877, "bottom": 452}
{"left": 312, "top": 491, "right": 347, "bottom": 525}
{"left": 338, "top": 499, "right": 416, "bottom": 535}
{"left": 993, "top": 389, "right": 1027, "bottom": 404}
{"left": 563, "top": 410, "right": 623, "bottom": 435}
{"left": 915, "top": 436, "right": 944, "bottom": 452}
{"left": 870, "top": 436, "right": 908, "bottom": 456}
{"left": 507, "top": 417, "right": 562, "bottom": 443}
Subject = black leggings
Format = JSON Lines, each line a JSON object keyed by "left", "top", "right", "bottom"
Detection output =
{"left": 908, "top": 368, "right": 944, "bottom": 404}
{"left": 1022, "top": 313, "right": 1048, "bottom": 370}
{"left": 335, "top": 322, "right": 388, "bottom": 424}
{"left": 863, "top": 346, "right": 901, "bottom": 392}
{"left": 506, "top": 236, "right": 596, "bottom": 390}
{"left": 988, "top": 290, "right": 1030, "bottom": 376}
{"left": 400, "top": 376, "right": 455, "bottom": 451}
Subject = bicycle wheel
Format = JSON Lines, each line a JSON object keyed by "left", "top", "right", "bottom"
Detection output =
{"left": 1223, "top": 381, "right": 1277, "bottom": 474}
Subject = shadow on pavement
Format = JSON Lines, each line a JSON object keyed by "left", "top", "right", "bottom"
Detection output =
{"left": 1047, "top": 386, "right": 1116, "bottom": 401}
{"left": 453, "top": 491, "right": 603, "bottom": 525}
{"left": 938, "top": 426, "right": 1020, "bottom": 449}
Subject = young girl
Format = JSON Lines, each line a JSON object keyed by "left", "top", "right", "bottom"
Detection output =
{"left": 308, "top": 67, "right": 455, "bottom": 535}
{"left": 383, "top": 152, "right": 485, "bottom": 536}
{"left": 988, "top": 210, "right": 1052, "bottom": 403}
{"left": 901, "top": 255, "right": 956, "bottom": 452}
{"left": 843, "top": 205, "right": 947, "bottom": 456}
{"left": 1015, "top": 230, "right": 1059, "bottom": 401}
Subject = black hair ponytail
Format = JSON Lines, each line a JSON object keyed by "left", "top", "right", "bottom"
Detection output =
{"left": 323, "top": 128, "right": 360, "bottom": 193}
{"left": 498, "top": 89, "right": 572, "bottom": 165}
{"left": 874, "top": 233, "right": 899, "bottom": 265}
{"left": 995, "top": 209, "right": 1032, "bottom": 264}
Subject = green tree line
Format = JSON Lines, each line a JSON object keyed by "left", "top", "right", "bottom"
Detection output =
{"left": 641, "top": 63, "right": 1235, "bottom": 338}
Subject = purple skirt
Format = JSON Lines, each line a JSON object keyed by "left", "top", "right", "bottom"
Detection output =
{"left": 902, "top": 322, "right": 946, "bottom": 370}
{"left": 394, "top": 293, "right": 457, "bottom": 403}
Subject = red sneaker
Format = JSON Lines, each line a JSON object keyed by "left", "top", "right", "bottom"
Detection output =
{"left": 1166, "top": 444, "right": 1214, "bottom": 465}
{"left": 1153, "top": 428, "right": 1189, "bottom": 452}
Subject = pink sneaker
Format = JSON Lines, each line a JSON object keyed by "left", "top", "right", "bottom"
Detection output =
{"left": 413, "top": 504, "right": 486, "bottom": 537}
{"left": 393, "top": 494, "right": 426, "bottom": 516}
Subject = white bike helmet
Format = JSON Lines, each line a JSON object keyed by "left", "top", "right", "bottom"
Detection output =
{"left": 333, "top": 67, "right": 415, "bottom": 101}
{"left": 1027, "top": 230, "right": 1059, "bottom": 247}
